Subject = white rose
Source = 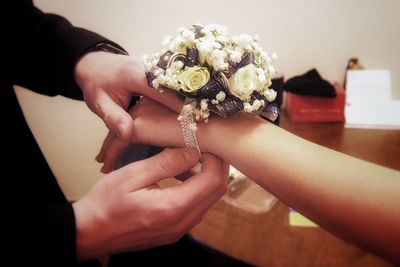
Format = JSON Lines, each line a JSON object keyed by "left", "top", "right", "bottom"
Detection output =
{"left": 178, "top": 66, "right": 210, "bottom": 93}
{"left": 228, "top": 64, "right": 258, "bottom": 101}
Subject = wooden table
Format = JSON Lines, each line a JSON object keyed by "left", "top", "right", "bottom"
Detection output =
{"left": 190, "top": 111, "right": 400, "bottom": 267}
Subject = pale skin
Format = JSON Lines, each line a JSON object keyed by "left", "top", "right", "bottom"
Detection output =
{"left": 97, "top": 97, "right": 400, "bottom": 265}
{"left": 73, "top": 52, "right": 228, "bottom": 261}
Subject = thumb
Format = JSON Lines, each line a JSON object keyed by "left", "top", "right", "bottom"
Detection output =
{"left": 116, "top": 148, "right": 200, "bottom": 191}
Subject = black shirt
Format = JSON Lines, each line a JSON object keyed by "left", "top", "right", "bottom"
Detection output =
{"left": 2, "top": 1, "right": 124, "bottom": 266}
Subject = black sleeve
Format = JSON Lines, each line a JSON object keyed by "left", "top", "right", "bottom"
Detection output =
{"left": 8, "top": 203, "right": 77, "bottom": 266}
{"left": 4, "top": 0, "right": 126, "bottom": 99}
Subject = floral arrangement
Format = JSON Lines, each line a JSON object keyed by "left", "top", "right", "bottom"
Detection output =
{"left": 142, "top": 23, "right": 279, "bottom": 122}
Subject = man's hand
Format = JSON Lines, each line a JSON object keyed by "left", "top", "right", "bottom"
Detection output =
{"left": 74, "top": 51, "right": 182, "bottom": 141}
{"left": 95, "top": 97, "right": 189, "bottom": 173}
{"left": 73, "top": 148, "right": 227, "bottom": 261}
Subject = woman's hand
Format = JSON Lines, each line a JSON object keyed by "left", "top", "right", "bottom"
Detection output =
{"left": 95, "top": 96, "right": 263, "bottom": 173}
{"left": 96, "top": 97, "right": 188, "bottom": 173}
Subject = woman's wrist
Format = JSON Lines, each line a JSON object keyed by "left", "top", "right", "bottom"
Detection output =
{"left": 197, "top": 115, "right": 222, "bottom": 155}
{"left": 196, "top": 112, "right": 245, "bottom": 155}
{"left": 197, "top": 111, "right": 269, "bottom": 158}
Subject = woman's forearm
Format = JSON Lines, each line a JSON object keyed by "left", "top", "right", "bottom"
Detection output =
{"left": 199, "top": 112, "right": 400, "bottom": 263}
{"left": 114, "top": 98, "right": 399, "bottom": 262}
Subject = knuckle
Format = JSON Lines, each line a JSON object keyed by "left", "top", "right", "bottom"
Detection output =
{"left": 91, "top": 99, "right": 101, "bottom": 114}
{"left": 103, "top": 113, "right": 112, "bottom": 126}
{"left": 158, "top": 199, "right": 183, "bottom": 223}
{"left": 140, "top": 208, "right": 171, "bottom": 232}
{"left": 119, "top": 59, "right": 140, "bottom": 84}
{"left": 132, "top": 200, "right": 183, "bottom": 233}
{"left": 140, "top": 216, "right": 158, "bottom": 232}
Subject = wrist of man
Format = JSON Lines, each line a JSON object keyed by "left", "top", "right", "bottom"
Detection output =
{"left": 74, "top": 41, "right": 128, "bottom": 86}
{"left": 75, "top": 42, "right": 128, "bottom": 73}
{"left": 87, "top": 42, "right": 129, "bottom": 56}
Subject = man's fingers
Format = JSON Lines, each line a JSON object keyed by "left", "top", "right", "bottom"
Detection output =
{"left": 96, "top": 131, "right": 114, "bottom": 163}
{"left": 165, "top": 153, "right": 227, "bottom": 209}
{"left": 95, "top": 91, "right": 133, "bottom": 141}
{"left": 161, "top": 153, "right": 227, "bottom": 229}
{"left": 117, "top": 148, "right": 200, "bottom": 191}
{"left": 175, "top": 163, "right": 201, "bottom": 182}
{"left": 100, "top": 138, "right": 130, "bottom": 173}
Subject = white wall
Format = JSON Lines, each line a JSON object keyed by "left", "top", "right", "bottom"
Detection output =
{"left": 15, "top": 87, "right": 107, "bottom": 201}
{"left": 35, "top": 0, "right": 400, "bottom": 97}
{"left": 19, "top": 0, "right": 399, "bottom": 200}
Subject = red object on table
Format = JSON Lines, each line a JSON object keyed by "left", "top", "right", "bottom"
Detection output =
{"left": 285, "top": 82, "right": 345, "bottom": 122}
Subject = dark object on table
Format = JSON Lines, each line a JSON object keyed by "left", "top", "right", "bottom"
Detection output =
{"left": 285, "top": 82, "right": 345, "bottom": 123}
{"left": 271, "top": 75, "right": 284, "bottom": 108}
{"left": 285, "top": 69, "right": 336, "bottom": 97}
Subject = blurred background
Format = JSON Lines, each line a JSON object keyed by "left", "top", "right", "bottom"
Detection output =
{"left": 16, "top": 0, "right": 400, "bottom": 200}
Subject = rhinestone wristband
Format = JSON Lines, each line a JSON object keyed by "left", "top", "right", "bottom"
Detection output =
{"left": 179, "top": 98, "right": 201, "bottom": 159}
